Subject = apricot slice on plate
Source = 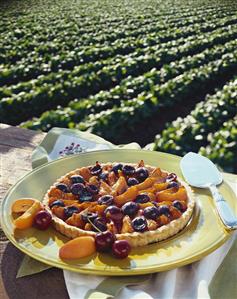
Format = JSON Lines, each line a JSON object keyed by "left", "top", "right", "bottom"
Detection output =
{"left": 14, "top": 200, "right": 42, "bottom": 229}
{"left": 59, "top": 236, "right": 96, "bottom": 260}
{"left": 114, "top": 186, "right": 138, "bottom": 207}
{"left": 11, "top": 198, "right": 35, "bottom": 214}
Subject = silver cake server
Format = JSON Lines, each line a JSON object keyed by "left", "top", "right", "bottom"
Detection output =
{"left": 180, "top": 152, "right": 237, "bottom": 230}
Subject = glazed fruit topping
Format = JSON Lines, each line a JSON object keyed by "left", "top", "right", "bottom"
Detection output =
{"left": 34, "top": 210, "right": 52, "bottom": 230}
{"left": 105, "top": 206, "right": 123, "bottom": 222}
{"left": 135, "top": 167, "right": 149, "bottom": 181}
{"left": 49, "top": 199, "right": 65, "bottom": 208}
{"left": 167, "top": 181, "right": 180, "bottom": 189}
{"left": 71, "top": 183, "right": 84, "bottom": 195}
{"left": 135, "top": 193, "right": 150, "bottom": 203}
{"left": 112, "top": 163, "right": 123, "bottom": 174}
{"left": 166, "top": 173, "right": 177, "bottom": 182}
{"left": 99, "top": 172, "right": 109, "bottom": 181}
{"left": 122, "top": 165, "right": 135, "bottom": 175}
{"left": 64, "top": 206, "right": 80, "bottom": 218}
{"left": 132, "top": 216, "right": 148, "bottom": 232}
{"left": 86, "top": 184, "right": 99, "bottom": 194}
{"left": 90, "top": 162, "right": 102, "bottom": 176}
{"left": 158, "top": 205, "right": 170, "bottom": 217}
{"left": 56, "top": 183, "right": 69, "bottom": 193}
{"left": 127, "top": 177, "right": 139, "bottom": 186}
{"left": 143, "top": 206, "right": 159, "bottom": 220}
{"left": 70, "top": 175, "right": 85, "bottom": 184}
{"left": 112, "top": 240, "right": 131, "bottom": 259}
{"left": 81, "top": 212, "right": 98, "bottom": 223}
{"left": 93, "top": 217, "right": 107, "bottom": 232}
{"left": 173, "top": 200, "right": 187, "bottom": 212}
{"left": 95, "top": 231, "right": 115, "bottom": 252}
{"left": 121, "top": 202, "right": 139, "bottom": 217}
{"left": 79, "top": 190, "right": 94, "bottom": 202}
{"left": 97, "top": 195, "right": 114, "bottom": 205}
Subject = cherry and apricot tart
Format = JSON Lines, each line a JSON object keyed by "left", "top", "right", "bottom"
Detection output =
{"left": 43, "top": 161, "right": 195, "bottom": 247}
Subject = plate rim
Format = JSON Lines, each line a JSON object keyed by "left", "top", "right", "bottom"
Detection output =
{"left": 0, "top": 149, "right": 234, "bottom": 275}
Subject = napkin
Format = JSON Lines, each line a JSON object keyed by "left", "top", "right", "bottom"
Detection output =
{"left": 64, "top": 175, "right": 237, "bottom": 299}
{"left": 18, "top": 127, "right": 237, "bottom": 299}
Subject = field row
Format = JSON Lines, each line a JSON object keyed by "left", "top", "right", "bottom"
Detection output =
{"left": 1, "top": 8, "right": 237, "bottom": 86}
{"left": 3, "top": 23, "right": 237, "bottom": 124}
{"left": 151, "top": 78, "right": 237, "bottom": 172}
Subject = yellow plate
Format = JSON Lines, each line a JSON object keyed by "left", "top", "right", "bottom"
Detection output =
{"left": 1, "top": 149, "right": 236, "bottom": 276}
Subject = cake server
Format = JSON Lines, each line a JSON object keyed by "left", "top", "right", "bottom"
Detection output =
{"left": 180, "top": 152, "right": 237, "bottom": 230}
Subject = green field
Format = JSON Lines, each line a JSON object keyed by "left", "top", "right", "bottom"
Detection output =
{"left": 0, "top": 0, "right": 237, "bottom": 173}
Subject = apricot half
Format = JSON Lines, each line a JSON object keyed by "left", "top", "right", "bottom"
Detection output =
{"left": 14, "top": 200, "right": 42, "bottom": 229}
{"left": 59, "top": 236, "right": 96, "bottom": 259}
{"left": 156, "top": 186, "right": 188, "bottom": 202}
{"left": 114, "top": 186, "right": 138, "bottom": 207}
{"left": 11, "top": 198, "right": 35, "bottom": 214}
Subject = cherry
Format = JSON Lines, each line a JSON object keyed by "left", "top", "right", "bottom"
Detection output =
{"left": 90, "top": 162, "right": 102, "bottom": 175}
{"left": 112, "top": 163, "right": 123, "bottom": 174}
{"left": 143, "top": 206, "right": 159, "bottom": 220}
{"left": 97, "top": 195, "right": 114, "bottom": 206}
{"left": 95, "top": 231, "right": 115, "bottom": 252}
{"left": 135, "top": 167, "right": 149, "bottom": 181}
{"left": 122, "top": 165, "right": 135, "bottom": 175}
{"left": 127, "top": 177, "right": 139, "bottom": 186}
{"left": 112, "top": 240, "right": 131, "bottom": 259}
{"left": 56, "top": 183, "right": 69, "bottom": 193}
{"left": 34, "top": 210, "right": 52, "bottom": 230}
{"left": 121, "top": 202, "right": 139, "bottom": 217}
{"left": 70, "top": 175, "right": 85, "bottom": 184}
{"left": 105, "top": 206, "right": 123, "bottom": 222}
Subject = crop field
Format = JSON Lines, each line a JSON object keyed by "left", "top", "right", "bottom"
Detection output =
{"left": 0, "top": 0, "right": 237, "bottom": 173}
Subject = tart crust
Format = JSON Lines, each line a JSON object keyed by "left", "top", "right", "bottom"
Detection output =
{"left": 43, "top": 163, "right": 195, "bottom": 247}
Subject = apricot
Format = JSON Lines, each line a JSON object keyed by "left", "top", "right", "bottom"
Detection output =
{"left": 150, "top": 167, "right": 162, "bottom": 177}
{"left": 112, "top": 176, "right": 128, "bottom": 195}
{"left": 100, "top": 181, "right": 112, "bottom": 194}
{"left": 154, "top": 182, "right": 169, "bottom": 192}
{"left": 62, "top": 200, "right": 79, "bottom": 207}
{"left": 79, "top": 167, "right": 92, "bottom": 181}
{"left": 51, "top": 206, "right": 65, "bottom": 220}
{"left": 14, "top": 200, "right": 42, "bottom": 229}
{"left": 121, "top": 216, "right": 134, "bottom": 233}
{"left": 169, "top": 206, "right": 182, "bottom": 220}
{"left": 48, "top": 187, "right": 63, "bottom": 198}
{"left": 59, "top": 236, "right": 96, "bottom": 260}
{"left": 114, "top": 186, "right": 138, "bottom": 207}
{"left": 147, "top": 219, "right": 158, "bottom": 231}
{"left": 156, "top": 186, "right": 188, "bottom": 202}
{"left": 107, "top": 172, "right": 117, "bottom": 186}
{"left": 84, "top": 223, "right": 93, "bottom": 231}
{"left": 157, "top": 201, "right": 172, "bottom": 206}
{"left": 139, "top": 202, "right": 154, "bottom": 209}
{"left": 158, "top": 215, "right": 170, "bottom": 226}
{"left": 11, "top": 198, "right": 35, "bottom": 214}
{"left": 90, "top": 204, "right": 107, "bottom": 216}
{"left": 63, "top": 193, "right": 77, "bottom": 201}
{"left": 137, "top": 178, "right": 155, "bottom": 190}
{"left": 66, "top": 214, "right": 85, "bottom": 228}
{"left": 107, "top": 221, "right": 118, "bottom": 234}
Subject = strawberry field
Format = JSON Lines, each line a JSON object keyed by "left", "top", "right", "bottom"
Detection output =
{"left": 0, "top": 0, "right": 237, "bottom": 173}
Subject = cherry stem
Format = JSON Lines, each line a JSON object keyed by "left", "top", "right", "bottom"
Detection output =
{"left": 87, "top": 217, "right": 102, "bottom": 233}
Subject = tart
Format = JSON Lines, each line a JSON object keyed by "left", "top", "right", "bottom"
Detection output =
{"left": 43, "top": 160, "right": 195, "bottom": 247}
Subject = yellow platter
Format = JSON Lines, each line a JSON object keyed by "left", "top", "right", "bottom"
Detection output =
{"left": 1, "top": 149, "right": 236, "bottom": 276}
